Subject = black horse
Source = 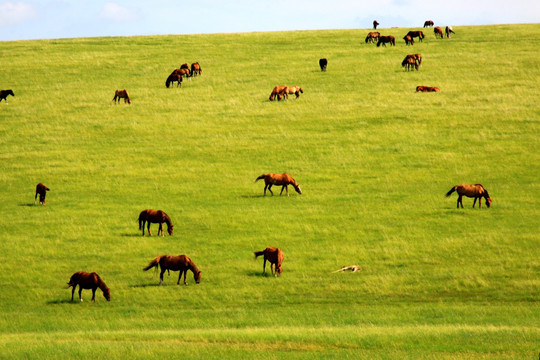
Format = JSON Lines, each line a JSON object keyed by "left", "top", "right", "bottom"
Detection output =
{"left": 319, "top": 58, "right": 328, "bottom": 71}
{"left": 0, "top": 89, "right": 14, "bottom": 103}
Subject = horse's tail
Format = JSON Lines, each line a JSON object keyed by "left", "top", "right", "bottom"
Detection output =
{"left": 446, "top": 186, "right": 457, "bottom": 197}
{"left": 143, "top": 256, "right": 162, "bottom": 271}
{"left": 255, "top": 174, "right": 266, "bottom": 183}
{"left": 254, "top": 250, "right": 265, "bottom": 259}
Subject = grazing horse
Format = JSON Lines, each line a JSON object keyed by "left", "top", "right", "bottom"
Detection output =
{"left": 373, "top": 20, "right": 379, "bottom": 29}
{"left": 416, "top": 86, "right": 440, "bottom": 92}
{"left": 283, "top": 86, "right": 303, "bottom": 99}
{"left": 67, "top": 271, "right": 110, "bottom": 302}
{"left": 269, "top": 85, "right": 287, "bottom": 101}
{"left": 0, "top": 89, "right": 14, "bottom": 103}
{"left": 254, "top": 247, "right": 284, "bottom": 276}
{"left": 112, "top": 89, "right": 131, "bottom": 104}
{"left": 365, "top": 31, "right": 380, "bottom": 44}
{"left": 434, "top": 27, "right": 444, "bottom": 39}
{"left": 377, "top": 35, "right": 395, "bottom": 47}
{"left": 255, "top": 173, "right": 302, "bottom": 196}
{"left": 405, "top": 30, "right": 425, "bottom": 42}
{"left": 138, "top": 209, "right": 174, "bottom": 236}
{"left": 403, "top": 35, "right": 414, "bottom": 46}
{"left": 402, "top": 56, "right": 418, "bottom": 71}
{"left": 166, "top": 72, "right": 182, "bottom": 88}
{"left": 191, "top": 62, "right": 202, "bottom": 76}
{"left": 445, "top": 26, "right": 455, "bottom": 38}
{"left": 180, "top": 63, "right": 190, "bottom": 70}
{"left": 143, "top": 255, "right": 201, "bottom": 285}
{"left": 446, "top": 184, "right": 492, "bottom": 209}
{"left": 319, "top": 58, "right": 328, "bottom": 71}
{"left": 34, "top": 183, "right": 50, "bottom": 205}
{"left": 424, "top": 20, "right": 434, "bottom": 27}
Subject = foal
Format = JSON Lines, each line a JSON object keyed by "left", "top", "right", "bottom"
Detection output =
{"left": 34, "top": 183, "right": 50, "bottom": 205}
{"left": 67, "top": 271, "right": 110, "bottom": 302}
{"left": 254, "top": 247, "right": 284, "bottom": 276}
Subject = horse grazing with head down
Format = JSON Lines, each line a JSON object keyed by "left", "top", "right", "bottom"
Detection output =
{"left": 191, "top": 62, "right": 202, "bottom": 76}
{"left": 416, "top": 86, "right": 440, "bottom": 92}
{"left": 254, "top": 247, "right": 284, "bottom": 276}
{"left": 424, "top": 20, "right": 434, "bottom": 27}
{"left": 269, "top": 85, "right": 287, "bottom": 101}
{"left": 377, "top": 36, "right": 395, "bottom": 47}
{"left": 405, "top": 30, "right": 425, "bottom": 42}
{"left": 403, "top": 35, "right": 414, "bottom": 46}
{"left": 143, "top": 255, "right": 201, "bottom": 285}
{"left": 0, "top": 89, "right": 14, "bottom": 103}
{"left": 34, "top": 183, "right": 50, "bottom": 205}
{"left": 138, "top": 209, "right": 173, "bottom": 236}
{"left": 283, "top": 86, "right": 303, "bottom": 99}
{"left": 255, "top": 173, "right": 302, "bottom": 196}
{"left": 67, "top": 271, "right": 110, "bottom": 302}
{"left": 445, "top": 26, "right": 455, "bottom": 38}
{"left": 446, "top": 184, "right": 492, "bottom": 209}
{"left": 166, "top": 72, "right": 183, "bottom": 88}
{"left": 113, "top": 89, "right": 131, "bottom": 104}
{"left": 365, "top": 31, "right": 380, "bottom": 44}
{"left": 319, "top": 58, "right": 328, "bottom": 71}
{"left": 434, "top": 27, "right": 444, "bottom": 39}
{"left": 402, "top": 56, "right": 418, "bottom": 71}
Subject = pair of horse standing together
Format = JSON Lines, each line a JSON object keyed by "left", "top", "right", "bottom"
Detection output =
{"left": 269, "top": 85, "right": 304, "bottom": 101}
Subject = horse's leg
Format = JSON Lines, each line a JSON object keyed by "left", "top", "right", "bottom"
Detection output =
{"left": 147, "top": 222, "right": 152, "bottom": 236}
{"left": 457, "top": 196, "right": 461, "bottom": 208}
{"left": 268, "top": 184, "right": 274, "bottom": 196}
{"left": 91, "top": 288, "right": 96, "bottom": 302}
{"left": 183, "top": 270, "right": 188, "bottom": 285}
{"left": 478, "top": 198, "right": 482, "bottom": 208}
{"left": 262, "top": 258, "right": 267, "bottom": 275}
{"left": 159, "top": 223, "right": 164, "bottom": 237}
{"left": 159, "top": 268, "right": 165, "bottom": 285}
{"left": 271, "top": 263, "right": 275, "bottom": 276}
{"left": 71, "top": 286, "right": 76, "bottom": 301}
{"left": 473, "top": 197, "right": 477, "bottom": 208}
{"left": 177, "top": 270, "right": 183, "bottom": 285}
{"left": 78, "top": 287, "right": 83, "bottom": 302}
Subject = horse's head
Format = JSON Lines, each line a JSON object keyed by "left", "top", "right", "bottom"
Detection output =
{"left": 7, "top": 90, "right": 14, "bottom": 96}
{"left": 486, "top": 197, "right": 492, "bottom": 208}
{"left": 103, "top": 288, "right": 111, "bottom": 301}
{"left": 167, "top": 224, "right": 174, "bottom": 236}
{"left": 276, "top": 265, "right": 283, "bottom": 275}
{"left": 194, "top": 271, "right": 201, "bottom": 284}
{"left": 294, "top": 184, "right": 302, "bottom": 195}
{"left": 299, "top": 88, "right": 303, "bottom": 94}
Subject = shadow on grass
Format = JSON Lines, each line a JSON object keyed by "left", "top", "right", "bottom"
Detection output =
{"left": 130, "top": 283, "right": 162, "bottom": 288}
{"left": 47, "top": 298, "right": 79, "bottom": 305}
{"left": 19, "top": 203, "right": 36, "bottom": 207}
{"left": 246, "top": 270, "right": 272, "bottom": 277}
{"left": 120, "top": 233, "right": 141, "bottom": 237}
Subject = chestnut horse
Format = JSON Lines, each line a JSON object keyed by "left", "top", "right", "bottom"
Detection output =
{"left": 424, "top": 20, "right": 434, "bottom": 27}
{"left": 34, "top": 183, "right": 50, "bottom": 205}
{"left": 446, "top": 184, "right": 492, "bottom": 208}
{"left": 143, "top": 254, "right": 201, "bottom": 285}
{"left": 112, "top": 89, "right": 131, "bottom": 104}
{"left": 365, "top": 31, "right": 380, "bottom": 44}
{"left": 283, "top": 86, "right": 303, "bottom": 99}
{"left": 377, "top": 36, "right": 395, "bottom": 47}
{"left": 434, "top": 27, "right": 444, "bottom": 39}
{"left": 402, "top": 56, "right": 418, "bottom": 71}
{"left": 269, "top": 85, "right": 287, "bottom": 101}
{"left": 0, "top": 89, "right": 14, "bottom": 103}
{"left": 166, "top": 72, "right": 182, "bottom": 88}
{"left": 67, "top": 271, "right": 110, "bottom": 302}
{"left": 255, "top": 173, "right": 302, "bottom": 196}
{"left": 254, "top": 247, "right": 284, "bottom": 276}
{"left": 416, "top": 86, "right": 440, "bottom": 92}
{"left": 138, "top": 209, "right": 174, "bottom": 236}
{"left": 191, "top": 62, "right": 202, "bottom": 76}
{"left": 403, "top": 35, "right": 414, "bottom": 46}
{"left": 405, "top": 30, "right": 425, "bottom": 42}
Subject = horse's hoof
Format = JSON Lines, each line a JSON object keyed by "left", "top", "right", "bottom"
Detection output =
{"left": 80, "top": 299, "right": 83, "bottom": 302}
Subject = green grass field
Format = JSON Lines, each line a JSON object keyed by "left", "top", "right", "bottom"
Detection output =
{"left": 0, "top": 24, "right": 539, "bottom": 359}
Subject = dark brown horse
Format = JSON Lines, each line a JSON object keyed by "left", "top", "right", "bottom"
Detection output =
{"left": 405, "top": 30, "right": 425, "bottom": 42}
{"left": 446, "top": 184, "right": 492, "bottom": 208}
{"left": 424, "top": 20, "right": 434, "bottom": 27}
{"left": 191, "top": 62, "right": 202, "bottom": 76}
{"left": 138, "top": 209, "right": 173, "bottom": 236}
{"left": 269, "top": 85, "right": 287, "bottom": 101}
{"left": 402, "top": 56, "right": 418, "bottom": 71}
{"left": 445, "top": 26, "right": 455, "bottom": 38}
{"left": 143, "top": 255, "right": 201, "bottom": 285}
{"left": 255, "top": 173, "right": 302, "bottom": 196}
{"left": 34, "top": 183, "right": 50, "bottom": 205}
{"left": 434, "top": 27, "right": 444, "bottom": 39}
{"left": 67, "top": 271, "right": 110, "bottom": 302}
{"left": 403, "top": 35, "right": 414, "bottom": 46}
{"left": 373, "top": 20, "right": 379, "bottom": 29}
{"left": 254, "top": 247, "right": 284, "bottom": 276}
{"left": 416, "top": 86, "right": 440, "bottom": 92}
{"left": 0, "top": 89, "right": 14, "bottom": 103}
{"left": 319, "top": 58, "right": 328, "bottom": 71}
{"left": 377, "top": 35, "right": 395, "bottom": 47}
{"left": 180, "top": 63, "right": 190, "bottom": 70}
{"left": 365, "top": 31, "right": 380, "bottom": 44}
{"left": 166, "top": 72, "right": 182, "bottom": 88}
{"left": 112, "top": 89, "right": 131, "bottom": 104}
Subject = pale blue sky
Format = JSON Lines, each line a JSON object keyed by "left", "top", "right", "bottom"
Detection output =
{"left": 0, "top": 0, "right": 538, "bottom": 41}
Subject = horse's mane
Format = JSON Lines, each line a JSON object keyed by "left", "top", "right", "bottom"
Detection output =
{"left": 95, "top": 273, "right": 109, "bottom": 292}
{"left": 475, "top": 184, "right": 490, "bottom": 198}
{"left": 163, "top": 213, "right": 172, "bottom": 226}
{"left": 188, "top": 259, "right": 200, "bottom": 274}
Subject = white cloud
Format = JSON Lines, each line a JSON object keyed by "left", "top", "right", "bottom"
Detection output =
{"left": 0, "top": 1, "right": 36, "bottom": 27}
{"left": 100, "top": 2, "right": 139, "bottom": 22}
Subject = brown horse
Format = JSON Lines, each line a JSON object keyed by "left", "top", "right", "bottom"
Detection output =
{"left": 434, "top": 27, "right": 444, "bottom": 39}
{"left": 0, "top": 89, "right": 14, "bottom": 103}
{"left": 403, "top": 35, "right": 414, "bottom": 46}
{"left": 112, "top": 89, "right": 131, "bottom": 104}
{"left": 319, "top": 58, "right": 328, "bottom": 71}
{"left": 283, "top": 86, "right": 303, "bottom": 99}
{"left": 180, "top": 63, "right": 189, "bottom": 70}
{"left": 416, "top": 86, "right": 440, "bottom": 92}
{"left": 254, "top": 247, "right": 284, "bottom": 276}
{"left": 269, "top": 85, "right": 287, "bottom": 101}
{"left": 424, "top": 20, "right": 434, "bottom": 27}
{"left": 446, "top": 184, "right": 492, "bottom": 208}
{"left": 34, "top": 183, "right": 50, "bottom": 205}
{"left": 402, "top": 56, "right": 418, "bottom": 71}
{"left": 377, "top": 35, "right": 395, "bottom": 47}
{"left": 143, "top": 255, "right": 201, "bottom": 285}
{"left": 191, "top": 62, "right": 202, "bottom": 76}
{"left": 405, "top": 30, "right": 425, "bottom": 42}
{"left": 67, "top": 271, "right": 110, "bottom": 302}
{"left": 138, "top": 209, "right": 173, "bottom": 236}
{"left": 255, "top": 173, "right": 302, "bottom": 196}
{"left": 445, "top": 26, "right": 455, "bottom": 38}
{"left": 166, "top": 72, "right": 182, "bottom": 88}
{"left": 365, "top": 31, "right": 380, "bottom": 44}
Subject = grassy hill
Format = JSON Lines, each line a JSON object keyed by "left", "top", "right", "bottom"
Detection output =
{"left": 0, "top": 24, "right": 538, "bottom": 359}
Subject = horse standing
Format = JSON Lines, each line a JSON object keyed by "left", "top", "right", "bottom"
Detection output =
{"left": 138, "top": 209, "right": 174, "bottom": 236}
{"left": 191, "top": 62, "right": 202, "bottom": 76}
{"left": 34, "top": 183, "right": 50, "bottom": 205}
{"left": 283, "top": 86, "right": 303, "bottom": 99}
{"left": 319, "top": 58, "right": 328, "bottom": 71}
{"left": 402, "top": 56, "right": 418, "bottom": 71}
{"left": 446, "top": 184, "right": 492, "bottom": 208}
{"left": 143, "top": 255, "right": 201, "bottom": 285}
{"left": 377, "top": 36, "right": 395, "bottom": 47}
{"left": 424, "top": 20, "right": 434, "bottom": 27}
{"left": 434, "top": 27, "right": 444, "bottom": 39}
{"left": 254, "top": 247, "right": 284, "bottom": 276}
{"left": 445, "top": 26, "right": 455, "bottom": 38}
{"left": 166, "top": 72, "right": 182, "bottom": 88}
{"left": 269, "top": 85, "right": 287, "bottom": 101}
{"left": 0, "top": 89, "right": 14, "bottom": 103}
{"left": 405, "top": 31, "right": 425, "bottom": 42}
{"left": 403, "top": 35, "right": 414, "bottom": 46}
{"left": 365, "top": 31, "right": 380, "bottom": 44}
{"left": 373, "top": 20, "right": 379, "bottom": 29}
{"left": 255, "top": 173, "right": 302, "bottom": 196}
{"left": 112, "top": 89, "right": 131, "bottom": 104}
{"left": 67, "top": 271, "right": 110, "bottom": 302}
